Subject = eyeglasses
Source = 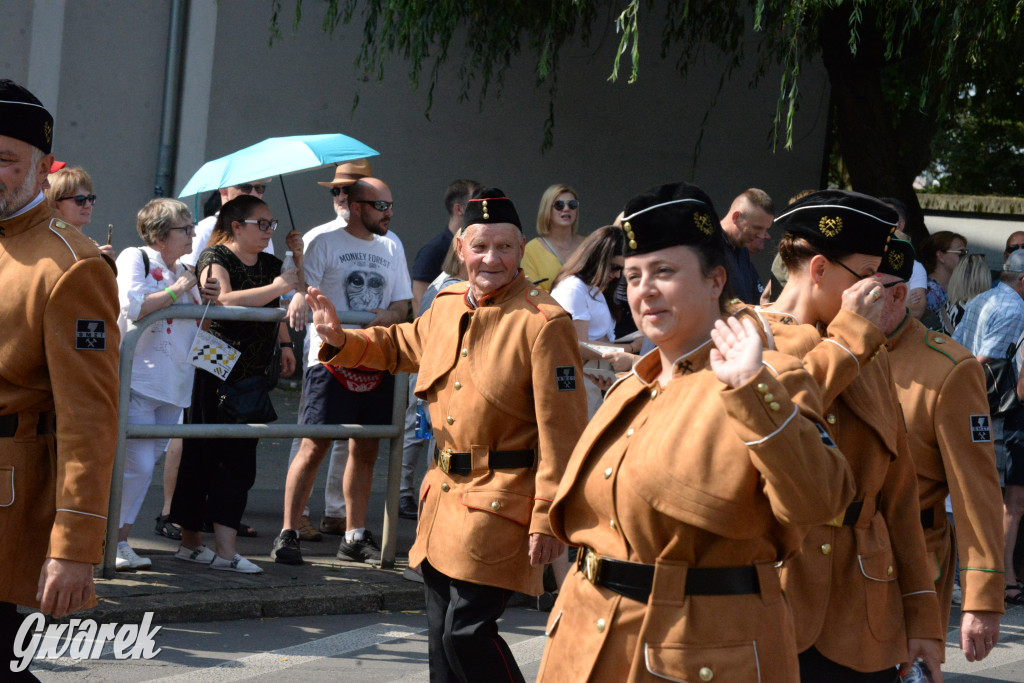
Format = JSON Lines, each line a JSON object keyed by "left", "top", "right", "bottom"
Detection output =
{"left": 552, "top": 199, "right": 579, "bottom": 211}
{"left": 828, "top": 258, "right": 871, "bottom": 280}
{"left": 943, "top": 249, "right": 968, "bottom": 257}
{"left": 57, "top": 194, "right": 97, "bottom": 207}
{"left": 242, "top": 218, "right": 278, "bottom": 232}
{"left": 352, "top": 200, "right": 394, "bottom": 212}
{"left": 1007, "top": 244, "right": 1024, "bottom": 254}
{"left": 234, "top": 183, "right": 266, "bottom": 195}
{"left": 330, "top": 187, "right": 348, "bottom": 197}
{"left": 169, "top": 223, "right": 196, "bottom": 237}
{"left": 880, "top": 279, "right": 905, "bottom": 288}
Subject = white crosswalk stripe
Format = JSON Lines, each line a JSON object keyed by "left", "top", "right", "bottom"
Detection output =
{"left": 150, "top": 623, "right": 426, "bottom": 682}
{"left": 389, "top": 634, "right": 548, "bottom": 682}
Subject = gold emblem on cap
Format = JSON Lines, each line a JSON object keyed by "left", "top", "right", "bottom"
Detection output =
{"left": 888, "top": 250, "right": 904, "bottom": 272}
{"left": 43, "top": 121, "right": 52, "bottom": 144}
{"left": 694, "top": 212, "right": 713, "bottom": 236}
{"left": 482, "top": 199, "right": 489, "bottom": 220}
{"left": 819, "top": 216, "right": 843, "bottom": 237}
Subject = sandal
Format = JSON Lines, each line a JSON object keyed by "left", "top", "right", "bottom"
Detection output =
{"left": 1005, "top": 584, "right": 1024, "bottom": 605}
{"left": 154, "top": 514, "right": 182, "bottom": 540}
{"left": 236, "top": 523, "right": 258, "bottom": 538}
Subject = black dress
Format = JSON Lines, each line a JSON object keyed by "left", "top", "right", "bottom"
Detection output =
{"left": 169, "top": 245, "right": 282, "bottom": 532}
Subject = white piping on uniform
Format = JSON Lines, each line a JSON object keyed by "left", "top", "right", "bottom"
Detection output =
{"left": 47, "top": 224, "right": 79, "bottom": 261}
{"left": 761, "top": 359, "right": 779, "bottom": 376}
{"left": 824, "top": 338, "right": 859, "bottom": 371}
{"left": 622, "top": 198, "right": 708, "bottom": 222}
{"left": 902, "top": 590, "right": 937, "bottom": 597}
{"left": 743, "top": 405, "right": 798, "bottom": 446}
{"left": 56, "top": 508, "right": 106, "bottom": 520}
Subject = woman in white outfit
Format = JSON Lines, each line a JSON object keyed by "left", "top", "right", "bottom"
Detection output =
{"left": 113, "top": 198, "right": 220, "bottom": 570}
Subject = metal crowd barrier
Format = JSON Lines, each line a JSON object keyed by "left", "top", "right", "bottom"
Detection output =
{"left": 102, "top": 304, "right": 408, "bottom": 578}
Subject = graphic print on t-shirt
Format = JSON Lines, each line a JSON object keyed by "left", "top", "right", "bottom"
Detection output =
{"left": 337, "top": 252, "right": 390, "bottom": 312}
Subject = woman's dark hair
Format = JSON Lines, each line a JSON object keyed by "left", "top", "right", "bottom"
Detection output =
{"left": 919, "top": 230, "right": 966, "bottom": 273}
{"left": 209, "top": 195, "right": 266, "bottom": 246}
{"left": 777, "top": 232, "right": 855, "bottom": 274}
{"left": 553, "top": 226, "right": 625, "bottom": 318}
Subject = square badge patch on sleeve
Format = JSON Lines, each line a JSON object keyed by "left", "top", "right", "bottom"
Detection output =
{"left": 75, "top": 319, "right": 106, "bottom": 350}
{"left": 556, "top": 366, "right": 577, "bottom": 391}
{"left": 971, "top": 414, "right": 992, "bottom": 442}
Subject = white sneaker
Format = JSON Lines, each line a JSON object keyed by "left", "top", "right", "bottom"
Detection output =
{"left": 116, "top": 544, "right": 152, "bottom": 571}
{"left": 175, "top": 544, "right": 216, "bottom": 564}
{"left": 210, "top": 553, "right": 263, "bottom": 574}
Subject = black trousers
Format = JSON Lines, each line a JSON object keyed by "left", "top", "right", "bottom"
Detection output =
{"left": 1, "top": 602, "right": 39, "bottom": 681}
{"left": 799, "top": 646, "right": 899, "bottom": 683}
{"left": 421, "top": 561, "right": 525, "bottom": 683}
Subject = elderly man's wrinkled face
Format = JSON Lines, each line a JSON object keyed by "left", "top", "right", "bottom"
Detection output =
{"left": 0, "top": 135, "right": 48, "bottom": 219}
{"left": 457, "top": 222, "right": 525, "bottom": 297}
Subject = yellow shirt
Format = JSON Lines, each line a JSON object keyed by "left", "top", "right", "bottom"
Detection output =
{"left": 522, "top": 238, "right": 565, "bottom": 291}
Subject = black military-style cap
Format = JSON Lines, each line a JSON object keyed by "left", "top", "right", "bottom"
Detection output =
{"left": 462, "top": 187, "right": 522, "bottom": 231}
{"left": 877, "top": 238, "right": 915, "bottom": 281}
{"left": 620, "top": 182, "right": 722, "bottom": 256}
{"left": 0, "top": 80, "right": 53, "bottom": 154}
{"left": 774, "top": 190, "right": 898, "bottom": 257}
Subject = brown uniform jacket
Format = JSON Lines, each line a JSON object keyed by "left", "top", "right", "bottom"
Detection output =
{"left": 742, "top": 307, "right": 942, "bottom": 672}
{"left": 886, "top": 312, "right": 1005, "bottom": 629}
{"left": 536, "top": 342, "right": 855, "bottom": 683}
{"left": 0, "top": 200, "right": 120, "bottom": 608}
{"left": 320, "top": 272, "right": 586, "bottom": 594}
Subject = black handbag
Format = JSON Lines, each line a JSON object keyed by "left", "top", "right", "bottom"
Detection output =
{"left": 215, "top": 375, "right": 277, "bottom": 424}
{"left": 983, "top": 340, "right": 1023, "bottom": 418}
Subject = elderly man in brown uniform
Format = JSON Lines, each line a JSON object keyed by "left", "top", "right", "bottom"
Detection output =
{"left": 307, "top": 187, "right": 586, "bottom": 683}
{"left": 0, "top": 81, "right": 119, "bottom": 679}
{"left": 876, "top": 238, "right": 1004, "bottom": 663}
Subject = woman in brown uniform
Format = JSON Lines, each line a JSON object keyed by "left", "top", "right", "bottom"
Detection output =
{"left": 536, "top": 183, "right": 855, "bottom": 682}
{"left": 745, "top": 190, "right": 945, "bottom": 681}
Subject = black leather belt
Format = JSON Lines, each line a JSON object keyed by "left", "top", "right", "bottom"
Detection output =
{"left": 920, "top": 506, "right": 946, "bottom": 529}
{"left": 826, "top": 499, "right": 864, "bottom": 527}
{"left": 577, "top": 547, "right": 760, "bottom": 603}
{"left": 0, "top": 412, "right": 56, "bottom": 438}
{"left": 433, "top": 446, "right": 534, "bottom": 476}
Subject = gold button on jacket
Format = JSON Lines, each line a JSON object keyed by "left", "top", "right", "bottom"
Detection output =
{"left": 320, "top": 273, "right": 586, "bottom": 595}
{"left": 537, "top": 341, "right": 854, "bottom": 682}
{"left": 885, "top": 314, "right": 1005, "bottom": 628}
{"left": 741, "top": 307, "right": 944, "bottom": 673}
{"left": 0, "top": 204, "right": 120, "bottom": 609}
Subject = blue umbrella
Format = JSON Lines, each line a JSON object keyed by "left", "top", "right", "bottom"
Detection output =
{"left": 178, "top": 133, "right": 379, "bottom": 228}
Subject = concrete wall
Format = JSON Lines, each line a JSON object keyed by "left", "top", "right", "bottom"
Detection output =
{"left": 4, "top": 1, "right": 830, "bottom": 266}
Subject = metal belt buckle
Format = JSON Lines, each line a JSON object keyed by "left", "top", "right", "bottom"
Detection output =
{"left": 825, "top": 513, "right": 844, "bottom": 528}
{"left": 582, "top": 549, "right": 603, "bottom": 584}
{"left": 438, "top": 448, "right": 452, "bottom": 474}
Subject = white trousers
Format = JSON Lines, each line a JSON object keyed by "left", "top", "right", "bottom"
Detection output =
{"left": 120, "top": 391, "right": 182, "bottom": 526}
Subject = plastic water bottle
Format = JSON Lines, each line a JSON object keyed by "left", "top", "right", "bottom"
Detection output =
{"left": 280, "top": 250, "right": 296, "bottom": 301}
{"left": 414, "top": 400, "right": 432, "bottom": 440}
{"left": 900, "top": 661, "right": 929, "bottom": 683}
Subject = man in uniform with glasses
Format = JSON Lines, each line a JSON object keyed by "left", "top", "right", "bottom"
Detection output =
{"left": 273, "top": 177, "right": 412, "bottom": 565}
{"left": 877, "top": 239, "right": 1004, "bottom": 667}
{"left": 0, "top": 80, "right": 120, "bottom": 679}
{"left": 183, "top": 179, "right": 274, "bottom": 267}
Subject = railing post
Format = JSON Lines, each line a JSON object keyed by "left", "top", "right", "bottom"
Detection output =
{"left": 379, "top": 372, "right": 409, "bottom": 569}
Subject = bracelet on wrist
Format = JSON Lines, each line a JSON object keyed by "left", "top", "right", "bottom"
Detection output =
{"left": 164, "top": 287, "right": 177, "bottom": 302}
{"left": 279, "top": 342, "right": 293, "bottom": 349}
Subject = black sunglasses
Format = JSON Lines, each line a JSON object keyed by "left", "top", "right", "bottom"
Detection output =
{"left": 330, "top": 187, "right": 348, "bottom": 197}
{"left": 234, "top": 183, "right": 266, "bottom": 195}
{"left": 880, "top": 279, "right": 905, "bottom": 288}
{"left": 58, "top": 194, "right": 97, "bottom": 207}
{"left": 352, "top": 200, "right": 394, "bottom": 212}
{"left": 1008, "top": 244, "right": 1024, "bottom": 254}
{"left": 828, "top": 258, "right": 872, "bottom": 280}
{"left": 553, "top": 199, "right": 579, "bottom": 211}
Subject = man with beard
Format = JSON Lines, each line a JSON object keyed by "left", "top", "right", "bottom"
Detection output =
{"left": 0, "top": 80, "right": 120, "bottom": 680}
{"left": 273, "top": 177, "right": 412, "bottom": 565}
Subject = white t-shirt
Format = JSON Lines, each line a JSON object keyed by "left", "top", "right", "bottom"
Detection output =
{"left": 909, "top": 260, "right": 927, "bottom": 291}
{"left": 115, "top": 246, "right": 202, "bottom": 407}
{"left": 302, "top": 215, "right": 405, "bottom": 253}
{"left": 304, "top": 227, "right": 413, "bottom": 366}
{"left": 182, "top": 212, "right": 274, "bottom": 267}
{"left": 551, "top": 275, "right": 615, "bottom": 342}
